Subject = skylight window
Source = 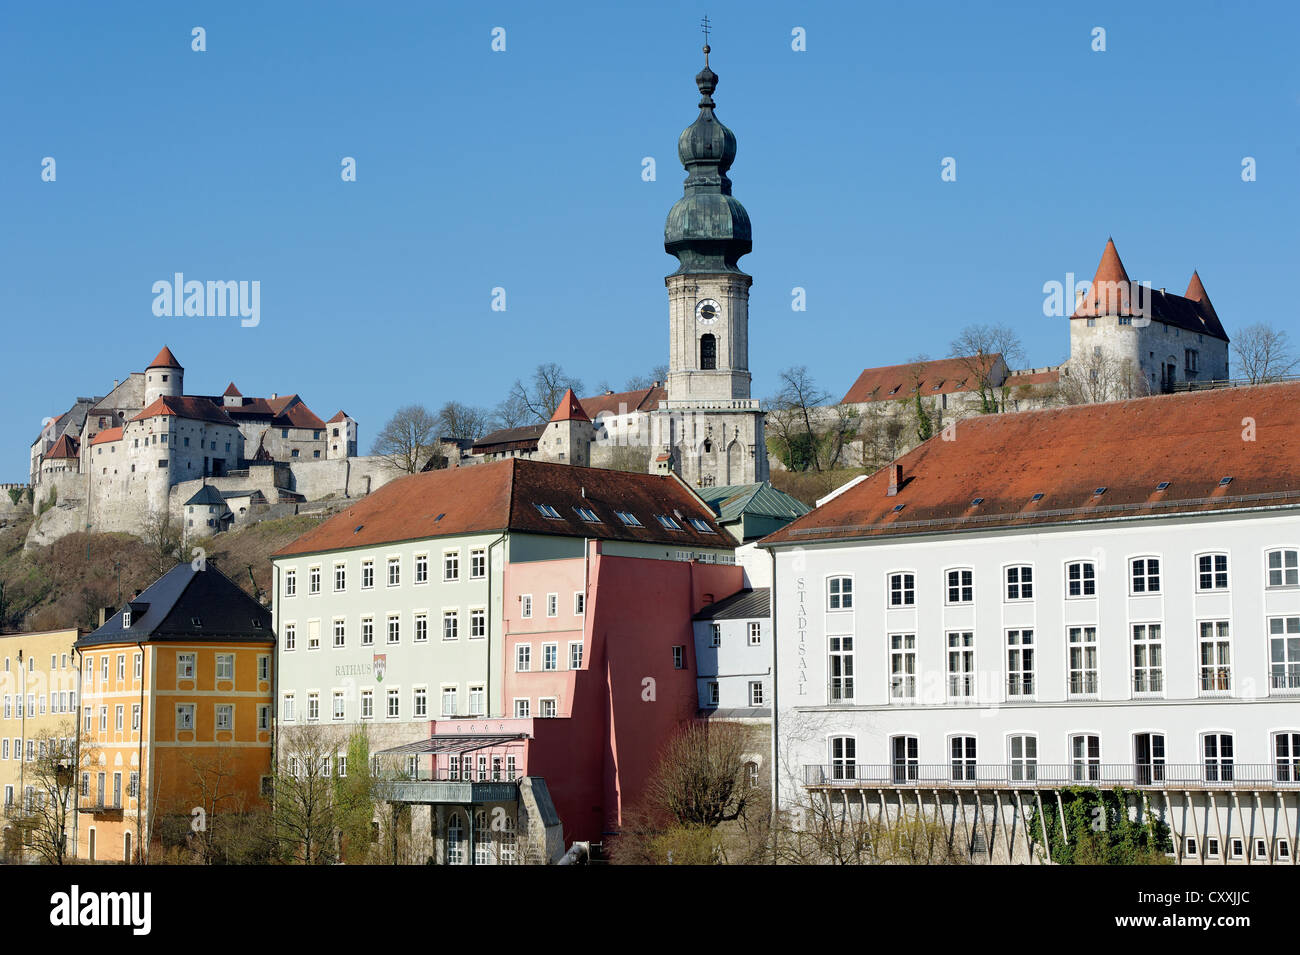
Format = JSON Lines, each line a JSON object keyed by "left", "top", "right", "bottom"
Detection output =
{"left": 688, "top": 517, "right": 715, "bottom": 534}
{"left": 1155, "top": 482, "right": 1170, "bottom": 491}
{"left": 1219, "top": 476, "right": 1233, "bottom": 487}
{"left": 191, "top": 617, "right": 202, "bottom": 628}
{"left": 656, "top": 514, "right": 683, "bottom": 530}
{"left": 1029, "top": 493, "right": 1044, "bottom": 503}
{"left": 533, "top": 503, "right": 562, "bottom": 519}
{"left": 891, "top": 504, "right": 905, "bottom": 513}
{"left": 1093, "top": 487, "right": 1107, "bottom": 496}
{"left": 615, "top": 510, "right": 642, "bottom": 527}
{"left": 574, "top": 506, "right": 601, "bottom": 523}
{"left": 970, "top": 498, "right": 984, "bottom": 506}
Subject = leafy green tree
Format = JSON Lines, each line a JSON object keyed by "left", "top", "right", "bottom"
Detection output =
{"left": 333, "top": 729, "right": 377, "bottom": 864}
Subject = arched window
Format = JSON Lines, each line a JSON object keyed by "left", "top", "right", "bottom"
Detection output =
{"left": 700, "top": 334, "right": 717, "bottom": 370}
{"left": 474, "top": 810, "right": 491, "bottom": 865}
{"left": 500, "top": 814, "right": 517, "bottom": 865}
{"left": 447, "top": 813, "right": 464, "bottom": 865}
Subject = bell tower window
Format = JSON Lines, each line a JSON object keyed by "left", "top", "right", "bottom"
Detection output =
{"left": 700, "top": 334, "right": 717, "bottom": 370}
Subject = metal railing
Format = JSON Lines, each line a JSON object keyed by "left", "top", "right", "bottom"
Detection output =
{"left": 804, "top": 762, "right": 1300, "bottom": 789}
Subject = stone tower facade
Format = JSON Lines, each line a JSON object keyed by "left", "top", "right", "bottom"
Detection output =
{"left": 143, "top": 346, "right": 184, "bottom": 406}
{"left": 539, "top": 390, "right": 594, "bottom": 467}
{"left": 651, "top": 45, "right": 768, "bottom": 488}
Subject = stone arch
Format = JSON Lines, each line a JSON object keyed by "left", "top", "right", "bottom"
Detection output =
{"left": 700, "top": 334, "right": 717, "bottom": 370}
{"left": 726, "top": 439, "right": 744, "bottom": 483}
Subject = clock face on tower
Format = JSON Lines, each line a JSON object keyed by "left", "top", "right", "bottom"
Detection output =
{"left": 696, "top": 298, "right": 721, "bottom": 324}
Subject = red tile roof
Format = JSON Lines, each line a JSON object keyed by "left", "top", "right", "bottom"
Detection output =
{"left": 91, "top": 427, "right": 123, "bottom": 446}
{"left": 549, "top": 389, "right": 590, "bottom": 423}
{"left": 1005, "top": 368, "right": 1060, "bottom": 387}
{"left": 273, "top": 458, "right": 731, "bottom": 558}
{"left": 45, "top": 434, "right": 80, "bottom": 459}
{"left": 132, "top": 396, "right": 238, "bottom": 426}
{"left": 1184, "top": 270, "right": 1220, "bottom": 323}
{"left": 268, "top": 395, "right": 327, "bottom": 430}
{"left": 841, "top": 355, "right": 1003, "bottom": 405}
{"left": 578, "top": 385, "right": 666, "bottom": 419}
{"left": 327, "top": 411, "right": 351, "bottom": 424}
{"left": 473, "top": 424, "right": 545, "bottom": 453}
{"left": 147, "top": 346, "right": 183, "bottom": 369}
{"left": 222, "top": 382, "right": 243, "bottom": 397}
{"left": 762, "top": 382, "right": 1300, "bottom": 546}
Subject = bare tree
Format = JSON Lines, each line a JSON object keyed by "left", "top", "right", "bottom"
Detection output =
{"left": 625, "top": 365, "right": 669, "bottom": 390}
{"left": 437, "top": 402, "right": 490, "bottom": 442}
{"left": 180, "top": 747, "right": 272, "bottom": 864}
{"left": 143, "top": 508, "right": 184, "bottom": 578}
{"left": 1058, "top": 351, "right": 1150, "bottom": 405}
{"left": 767, "top": 367, "right": 858, "bottom": 472}
{"left": 950, "top": 323, "right": 1024, "bottom": 413}
{"left": 1234, "top": 323, "right": 1298, "bottom": 383}
{"left": 272, "top": 723, "right": 340, "bottom": 864}
{"left": 372, "top": 404, "right": 439, "bottom": 473}
{"left": 12, "top": 722, "right": 93, "bottom": 865}
{"left": 506, "top": 363, "right": 584, "bottom": 424}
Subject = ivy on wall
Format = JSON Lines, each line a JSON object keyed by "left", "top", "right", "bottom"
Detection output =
{"left": 1027, "top": 787, "right": 1173, "bottom": 865}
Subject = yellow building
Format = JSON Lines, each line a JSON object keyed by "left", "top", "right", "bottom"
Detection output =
{"left": 0, "top": 628, "right": 82, "bottom": 861}
{"left": 75, "top": 563, "right": 274, "bottom": 862}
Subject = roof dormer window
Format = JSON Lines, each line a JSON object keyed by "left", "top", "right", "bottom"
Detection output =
{"left": 656, "top": 515, "right": 683, "bottom": 530}
{"left": 122, "top": 611, "right": 131, "bottom": 628}
{"left": 533, "top": 503, "right": 562, "bottom": 519}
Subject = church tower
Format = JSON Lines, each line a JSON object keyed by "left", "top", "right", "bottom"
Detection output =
{"left": 651, "top": 42, "right": 768, "bottom": 487}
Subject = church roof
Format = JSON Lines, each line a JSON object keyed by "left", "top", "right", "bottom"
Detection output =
{"left": 761, "top": 382, "right": 1300, "bottom": 547}
{"left": 549, "top": 389, "right": 590, "bottom": 423}
{"left": 147, "top": 346, "right": 183, "bottom": 370}
{"left": 132, "top": 396, "right": 238, "bottom": 426}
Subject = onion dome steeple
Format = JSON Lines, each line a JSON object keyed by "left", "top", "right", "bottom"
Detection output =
{"left": 664, "top": 43, "right": 752, "bottom": 275}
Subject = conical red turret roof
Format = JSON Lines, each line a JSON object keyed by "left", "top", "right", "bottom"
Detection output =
{"left": 147, "top": 346, "right": 183, "bottom": 369}
{"left": 549, "top": 389, "right": 590, "bottom": 423}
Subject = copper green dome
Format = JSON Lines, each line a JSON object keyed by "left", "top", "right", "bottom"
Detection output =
{"left": 665, "top": 46, "right": 752, "bottom": 275}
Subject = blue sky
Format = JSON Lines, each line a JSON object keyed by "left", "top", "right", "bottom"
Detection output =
{"left": 2, "top": 1, "right": 1297, "bottom": 479}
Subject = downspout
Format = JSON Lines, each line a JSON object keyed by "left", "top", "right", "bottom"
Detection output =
{"left": 768, "top": 546, "right": 778, "bottom": 833}
{"left": 73, "top": 648, "right": 81, "bottom": 857}
{"left": 485, "top": 533, "right": 506, "bottom": 717}
{"left": 271, "top": 563, "right": 280, "bottom": 784}
{"left": 135, "top": 640, "right": 145, "bottom": 864}
{"left": 18, "top": 650, "right": 24, "bottom": 827}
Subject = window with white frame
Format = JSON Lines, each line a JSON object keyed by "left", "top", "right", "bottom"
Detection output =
{"left": 542, "top": 643, "right": 558, "bottom": 671}
{"left": 748, "top": 681, "right": 764, "bottom": 707}
{"left": 283, "top": 569, "right": 297, "bottom": 597}
{"left": 114, "top": 705, "right": 123, "bottom": 731}
{"left": 1009, "top": 735, "right": 1037, "bottom": 781}
{"left": 307, "top": 619, "right": 321, "bottom": 650}
{"left": 514, "top": 698, "right": 530, "bottom": 718}
{"left": 889, "top": 633, "right": 915, "bottom": 701}
{"left": 888, "top": 572, "right": 915, "bottom": 607}
{"left": 284, "top": 623, "right": 296, "bottom": 651}
{"left": 177, "top": 652, "right": 195, "bottom": 680}
{"left": 1070, "top": 734, "right": 1100, "bottom": 782}
{"left": 1066, "top": 561, "right": 1096, "bottom": 597}
{"left": 387, "top": 557, "right": 400, "bottom": 587}
{"left": 950, "top": 736, "right": 976, "bottom": 781}
{"left": 830, "top": 736, "right": 856, "bottom": 781}
{"left": 469, "top": 608, "right": 485, "bottom": 639}
{"left": 1199, "top": 620, "right": 1231, "bottom": 694}
{"left": 1006, "top": 629, "right": 1034, "bottom": 697}
{"left": 360, "top": 690, "right": 373, "bottom": 720}
{"left": 332, "top": 691, "right": 345, "bottom": 720}
{"left": 361, "top": 559, "right": 374, "bottom": 589}
{"left": 827, "top": 576, "right": 853, "bottom": 610}
{"left": 521, "top": 594, "right": 533, "bottom": 618}
{"left": 386, "top": 689, "right": 399, "bottom": 719}
{"left": 947, "top": 631, "right": 975, "bottom": 698}
{"left": 309, "top": 566, "right": 321, "bottom": 595}
{"left": 574, "top": 592, "right": 585, "bottom": 616}
{"left": 1067, "top": 626, "right": 1098, "bottom": 696}
{"left": 333, "top": 619, "right": 346, "bottom": 649}
{"left": 672, "top": 645, "right": 685, "bottom": 669}
{"left": 946, "top": 569, "right": 973, "bottom": 604}
{"left": 1132, "top": 623, "right": 1164, "bottom": 694}
{"left": 470, "top": 548, "right": 486, "bottom": 578}
{"left": 1203, "top": 732, "right": 1234, "bottom": 782}
{"left": 360, "top": 616, "right": 374, "bottom": 646}
{"left": 1269, "top": 617, "right": 1300, "bottom": 692}
{"left": 282, "top": 693, "right": 295, "bottom": 721}
{"left": 1197, "top": 553, "right": 1228, "bottom": 591}
{"left": 444, "top": 550, "right": 459, "bottom": 582}
{"left": 707, "top": 682, "right": 720, "bottom": 705}
{"left": 1267, "top": 549, "right": 1299, "bottom": 588}
{"left": 414, "top": 612, "right": 428, "bottom": 643}
{"left": 540, "top": 698, "right": 558, "bottom": 718}
{"left": 516, "top": 644, "right": 531, "bottom": 671}
{"left": 1131, "top": 557, "right": 1160, "bottom": 594}
{"left": 216, "top": 704, "right": 233, "bottom": 731}
{"left": 176, "top": 704, "right": 195, "bottom": 731}
{"left": 1005, "top": 565, "right": 1033, "bottom": 600}
{"left": 215, "top": 653, "right": 234, "bottom": 681}
{"left": 709, "top": 623, "right": 721, "bottom": 647}
{"left": 387, "top": 614, "right": 400, "bottom": 644}
{"left": 1135, "top": 732, "right": 1165, "bottom": 784}
{"left": 1273, "top": 732, "right": 1300, "bottom": 782}
{"left": 334, "top": 562, "right": 346, "bottom": 592}
{"left": 829, "top": 636, "right": 855, "bottom": 702}
{"left": 415, "top": 553, "right": 428, "bottom": 584}
{"left": 568, "top": 641, "right": 583, "bottom": 670}
{"left": 747, "top": 622, "right": 761, "bottom": 646}
{"left": 135, "top": 653, "right": 143, "bottom": 679}
{"left": 469, "top": 685, "right": 484, "bottom": 715}
{"left": 413, "top": 687, "right": 427, "bottom": 718}
{"left": 443, "top": 610, "right": 459, "bottom": 641}
{"left": 307, "top": 692, "right": 319, "bottom": 722}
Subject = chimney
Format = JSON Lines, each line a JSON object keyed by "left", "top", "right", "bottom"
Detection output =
{"left": 887, "top": 464, "right": 903, "bottom": 497}
{"left": 271, "top": 392, "right": 277, "bottom": 400}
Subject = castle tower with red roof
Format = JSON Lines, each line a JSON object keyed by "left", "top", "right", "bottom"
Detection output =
{"left": 538, "top": 389, "right": 594, "bottom": 467}
{"left": 144, "top": 346, "right": 184, "bottom": 406}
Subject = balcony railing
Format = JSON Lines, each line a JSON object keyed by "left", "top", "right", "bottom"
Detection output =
{"left": 1270, "top": 672, "right": 1300, "bottom": 694}
{"left": 804, "top": 763, "right": 1300, "bottom": 789}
